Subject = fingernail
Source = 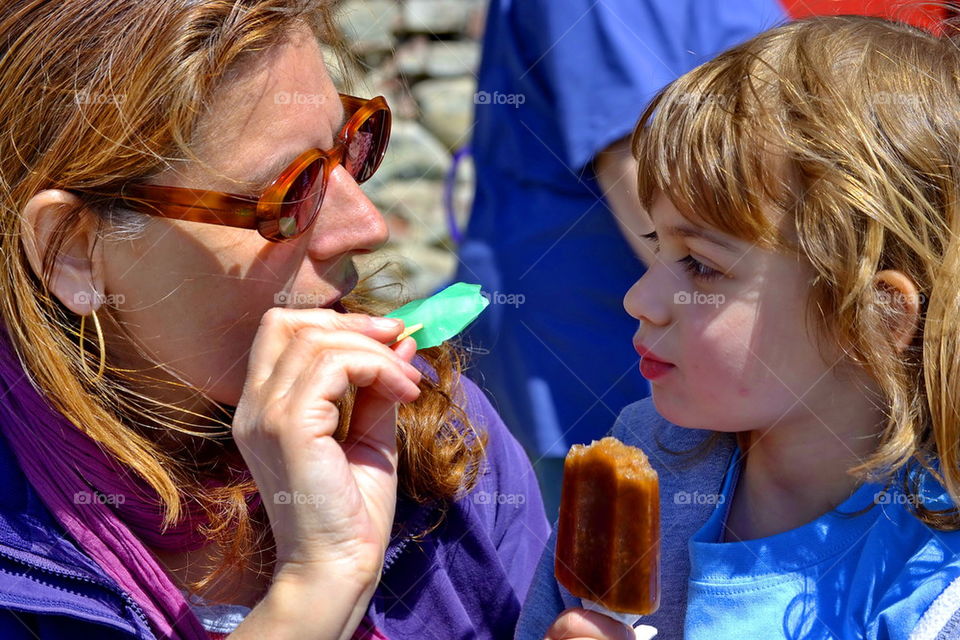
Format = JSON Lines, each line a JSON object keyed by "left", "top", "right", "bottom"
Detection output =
{"left": 372, "top": 317, "right": 402, "bottom": 331}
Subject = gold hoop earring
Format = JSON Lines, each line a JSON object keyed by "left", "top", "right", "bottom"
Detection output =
{"left": 79, "top": 308, "right": 106, "bottom": 383}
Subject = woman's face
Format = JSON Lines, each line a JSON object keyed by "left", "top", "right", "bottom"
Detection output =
{"left": 98, "top": 27, "right": 388, "bottom": 408}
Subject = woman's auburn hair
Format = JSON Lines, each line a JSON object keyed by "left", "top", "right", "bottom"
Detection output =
{"left": 634, "top": 12, "right": 960, "bottom": 529}
{"left": 0, "top": 0, "right": 486, "bottom": 594}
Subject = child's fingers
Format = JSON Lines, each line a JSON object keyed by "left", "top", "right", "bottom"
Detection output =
{"left": 543, "top": 607, "right": 636, "bottom": 640}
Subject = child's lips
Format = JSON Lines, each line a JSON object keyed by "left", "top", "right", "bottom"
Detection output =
{"left": 633, "top": 342, "right": 673, "bottom": 366}
{"left": 634, "top": 342, "right": 676, "bottom": 380}
{"left": 639, "top": 357, "right": 675, "bottom": 380}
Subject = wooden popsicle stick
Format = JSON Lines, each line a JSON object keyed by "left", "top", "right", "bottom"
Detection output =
{"left": 393, "top": 322, "right": 424, "bottom": 345}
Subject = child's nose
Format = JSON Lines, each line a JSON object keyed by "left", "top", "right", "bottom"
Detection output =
{"left": 623, "top": 265, "right": 671, "bottom": 327}
{"left": 304, "top": 165, "right": 389, "bottom": 261}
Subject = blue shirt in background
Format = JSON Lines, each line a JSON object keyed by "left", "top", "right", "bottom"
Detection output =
{"left": 456, "top": 0, "right": 790, "bottom": 459}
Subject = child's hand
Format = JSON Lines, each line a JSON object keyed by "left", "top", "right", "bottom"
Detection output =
{"left": 543, "top": 607, "right": 636, "bottom": 640}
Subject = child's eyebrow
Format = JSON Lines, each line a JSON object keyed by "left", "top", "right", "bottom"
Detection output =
{"left": 644, "top": 225, "right": 738, "bottom": 252}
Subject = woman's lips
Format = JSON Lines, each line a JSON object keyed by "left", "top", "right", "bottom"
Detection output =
{"left": 634, "top": 343, "right": 676, "bottom": 381}
{"left": 275, "top": 288, "right": 351, "bottom": 311}
{"left": 279, "top": 268, "right": 358, "bottom": 312}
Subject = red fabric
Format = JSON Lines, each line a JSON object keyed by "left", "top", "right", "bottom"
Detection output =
{"left": 779, "top": 0, "right": 955, "bottom": 34}
{"left": 353, "top": 616, "right": 390, "bottom": 640}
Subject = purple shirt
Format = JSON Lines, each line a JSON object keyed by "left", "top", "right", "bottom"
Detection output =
{"left": 0, "top": 377, "right": 550, "bottom": 638}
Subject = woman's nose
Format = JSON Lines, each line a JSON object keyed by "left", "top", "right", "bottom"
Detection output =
{"left": 305, "top": 165, "right": 389, "bottom": 261}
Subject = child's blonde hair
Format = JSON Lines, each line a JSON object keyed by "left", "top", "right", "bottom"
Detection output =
{"left": 634, "top": 14, "right": 960, "bottom": 530}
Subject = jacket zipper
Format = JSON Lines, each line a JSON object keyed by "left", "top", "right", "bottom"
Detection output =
{"left": 381, "top": 499, "right": 437, "bottom": 574}
{"left": 0, "top": 546, "right": 153, "bottom": 637}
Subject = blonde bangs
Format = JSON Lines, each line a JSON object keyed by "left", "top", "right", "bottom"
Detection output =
{"left": 633, "top": 27, "right": 806, "bottom": 251}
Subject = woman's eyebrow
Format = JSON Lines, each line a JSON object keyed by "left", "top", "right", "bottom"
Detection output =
{"left": 248, "top": 155, "right": 294, "bottom": 192}
{"left": 247, "top": 107, "right": 349, "bottom": 192}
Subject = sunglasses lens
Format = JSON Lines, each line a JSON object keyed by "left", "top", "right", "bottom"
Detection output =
{"left": 344, "top": 107, "right": 389, "bottom": 183}
{"left": 277, "top": 157, "right": 325, "bottom": 239}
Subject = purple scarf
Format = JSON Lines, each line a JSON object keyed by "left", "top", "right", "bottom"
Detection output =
{"left": 0, "top": 324, "right": 235, "bottom": 638}
{"left": 0, "top": 324, "right": 394, "bottom": 639}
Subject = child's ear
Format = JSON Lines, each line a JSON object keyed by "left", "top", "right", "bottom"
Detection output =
{"left": 872, "top": 270, "right": 921, "bottom": 353}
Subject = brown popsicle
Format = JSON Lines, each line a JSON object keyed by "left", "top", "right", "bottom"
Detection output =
{"left": 554, "top": 436, "right": 661, "bottom": 615}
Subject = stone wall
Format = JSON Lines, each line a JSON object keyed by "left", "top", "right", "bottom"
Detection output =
{"left": 334, "top": 0, "right": 487, "bottom": 300}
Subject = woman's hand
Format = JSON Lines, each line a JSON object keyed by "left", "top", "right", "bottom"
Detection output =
{"left": 544, "top": 608, "right": 637, "bottom": 640}
{"left": 229, "top": 307, "right": 421, "bottom": 638}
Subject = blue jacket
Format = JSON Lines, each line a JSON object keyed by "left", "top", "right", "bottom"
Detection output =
{"left": 0, "top": 427, "right": 154, "bottom": 638}
{"left": 0, "top": 378, "right": 551, "bottom": 638}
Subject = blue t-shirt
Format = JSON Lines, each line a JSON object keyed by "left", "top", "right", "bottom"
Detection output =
{"left": 686, "top": 447, "right": 960, "bottom": 639}
{"left": 456, "top": 0, "right": 790, "bottom": 458}
{"left": 518, "top": 398, "right": 960, "bottom": 639}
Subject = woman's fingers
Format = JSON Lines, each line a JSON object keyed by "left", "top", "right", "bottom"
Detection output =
{"left": 345, "top": 385, "right": 410, "bottom": 455}
{"left": 390, "top": 335, "right": 419, "bottom": 360}
{"left": 260, "top": 327, "right": 421, "bottom": 402}
{"left": 281, "top": 349, "right": 421, "bottom": 426}
{"left": 230, "top": 306, "right": 423, "bottom": 581}
{"left": 244, "top": 308, "right": 406, "bottom": 391}
{"left": 544, "top": 608, "right": 636, "bottom": 640}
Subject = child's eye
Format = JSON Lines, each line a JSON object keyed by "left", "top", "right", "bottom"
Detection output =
{"left": 641, "top": 231, "right": 723, "bottom": 281}
{"left": 678, "top": 255, "right": 722, "bottom": 281}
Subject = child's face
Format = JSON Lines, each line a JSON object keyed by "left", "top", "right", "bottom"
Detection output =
{"left": 624, "top": 192, "right": 850, "bottom": 434}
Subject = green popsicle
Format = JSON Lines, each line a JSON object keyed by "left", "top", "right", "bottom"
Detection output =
{"left": 385, "top": 282, "right": 490, "bottom": 349}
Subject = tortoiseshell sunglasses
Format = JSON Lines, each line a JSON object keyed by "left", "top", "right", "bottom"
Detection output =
{"left": 103, "top": 94, "right": 391, "bottom": 242}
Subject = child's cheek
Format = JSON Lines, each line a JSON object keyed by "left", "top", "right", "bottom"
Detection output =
{"left": 686, "top": 305, "right": 757, "bottom": 395}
